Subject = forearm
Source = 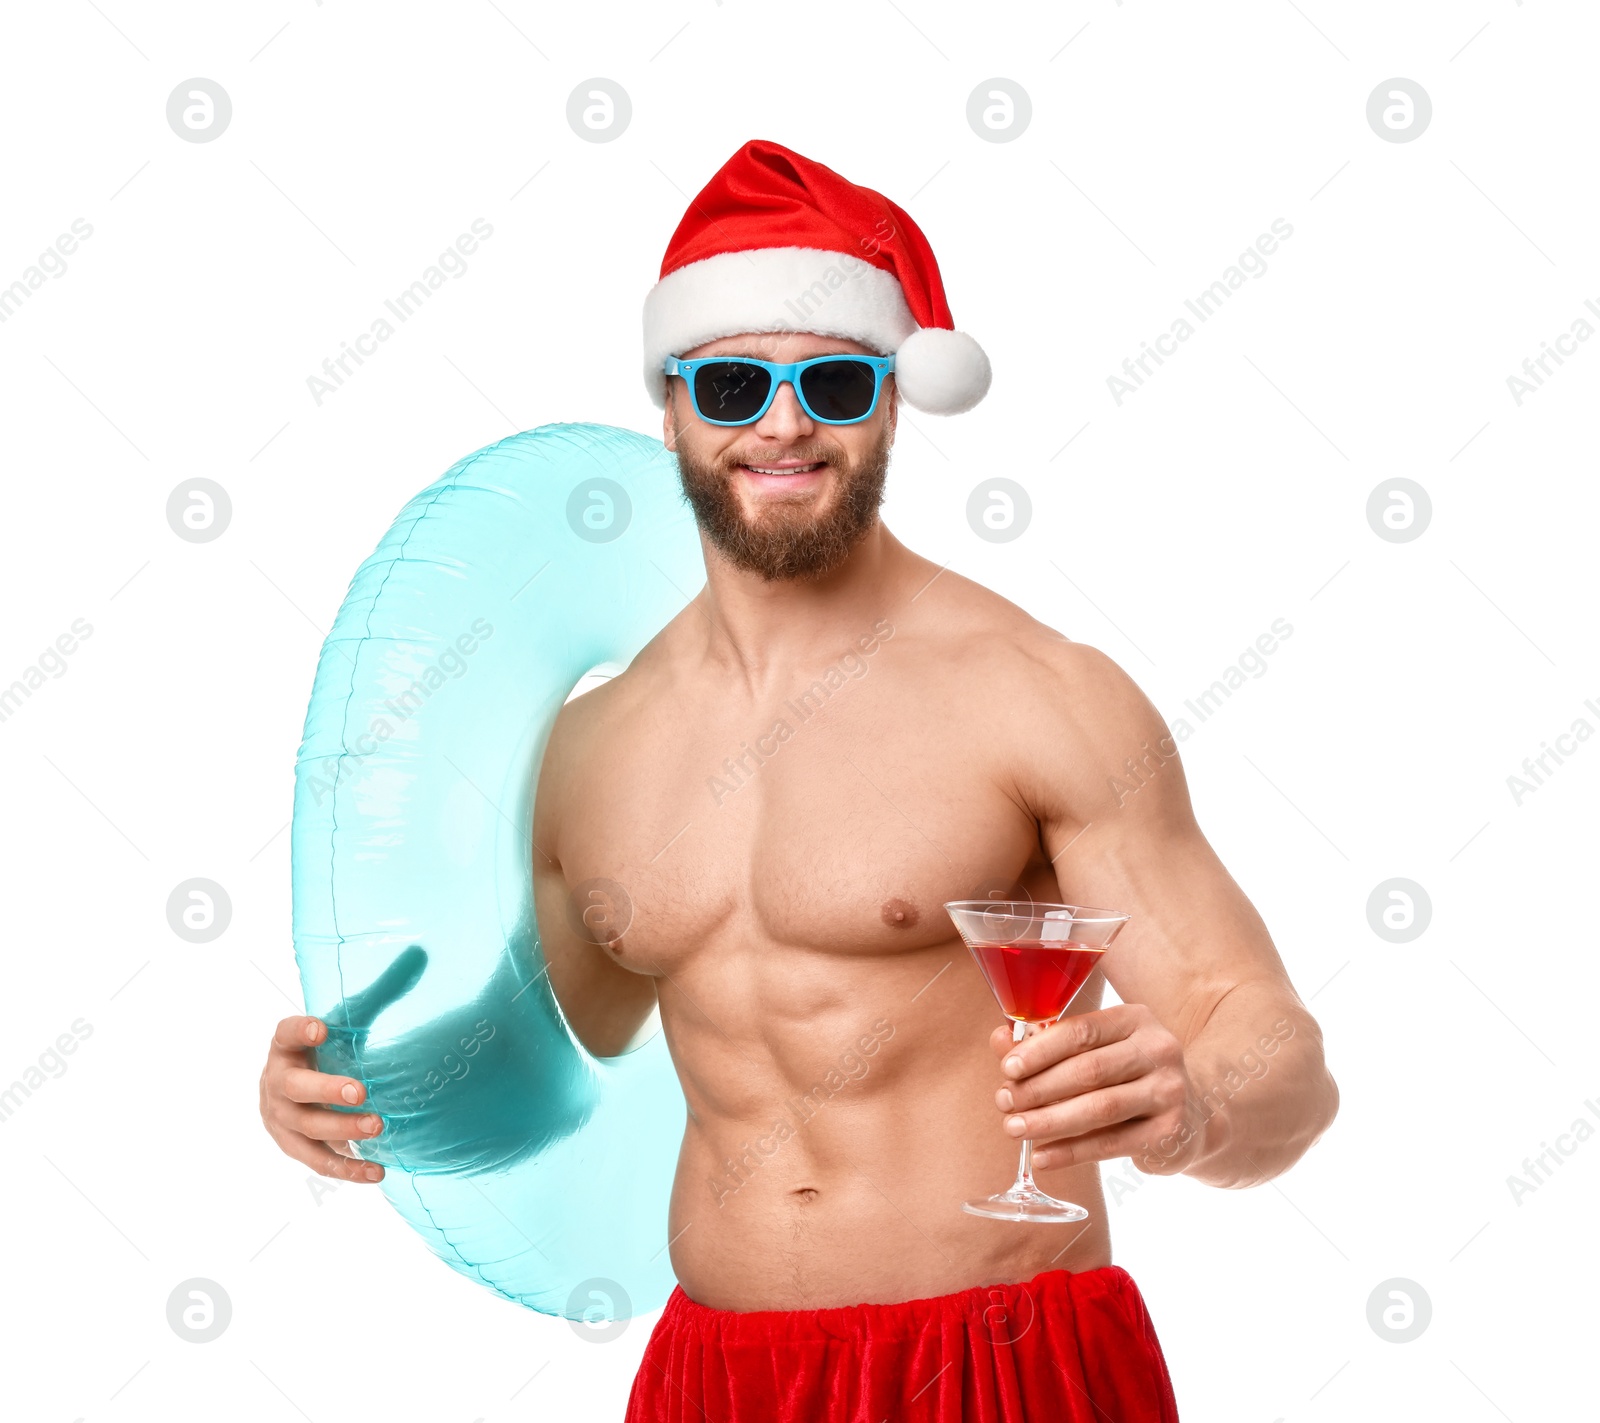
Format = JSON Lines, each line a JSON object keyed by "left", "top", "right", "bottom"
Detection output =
{"left": 1150, "top": 979, "right": 1339, "bottom": 1187}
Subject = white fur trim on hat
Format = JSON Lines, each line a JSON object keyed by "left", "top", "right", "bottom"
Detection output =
{"left": 644, "top": 246, "right": 918, "bottom": 408}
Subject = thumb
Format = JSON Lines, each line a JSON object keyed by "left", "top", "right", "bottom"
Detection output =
{"left": 334, "top": 945, "right": 429, "bottom": 1032}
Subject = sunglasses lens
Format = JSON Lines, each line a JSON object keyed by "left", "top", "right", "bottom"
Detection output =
{"left": 800, "top": 359, "right": 878, "bottom": 422}
{"left": 692, "top": 361, "right": 772, "bottom": 424}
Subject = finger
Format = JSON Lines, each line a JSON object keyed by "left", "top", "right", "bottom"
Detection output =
{"left": 279, "top": 1104, "right": 385, "bottom": 1144}
{"left": 338, "top": 945, "right": 429, "bottom": 1029}
{"left": 997, "top": 1038, "right": 1149, "bottom": 1113}
{"left": 272, "top": 1127, "right": 386, "bottom": 1183}
{"left": 271, "top": 1015, "right": 327, "bottom": 1053}
{"left": 277, "top": 1064, "right": 367, "bottom": 1107}
{"left": 1000, "top": 1007, "right": 1137, "bottom": 1080}
{"left": 988, "top": 1019, "right": 1039, "bottom": 1053}
{"left": 1032, "top": 1120, "right": 1158, "bottom": 1172}
{"left": 1002, "top": 1078, "right": 1161, "bottom": 1145}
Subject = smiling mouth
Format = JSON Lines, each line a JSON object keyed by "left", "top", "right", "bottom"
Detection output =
{"left": 738, "top": 461, "right": 826, "bottom": 476}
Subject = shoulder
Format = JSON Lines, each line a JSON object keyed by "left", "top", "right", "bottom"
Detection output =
{"left": 1014, "top": 631, "right": 1167, "bottom": 741}
{"left": 909, "top": 567, "right": 1180, "bottom": 817}
{"left": 546, "top": 598, "right": 702, "bottom": 748}
{"left": 534, "top": 615, "right": 689, "bottom": 842}
{"left": 1012, "top": 632, "right": 1188, "bottom": 829}
{"left": 908, "top": 564, "right": 1156, "bottom": 722}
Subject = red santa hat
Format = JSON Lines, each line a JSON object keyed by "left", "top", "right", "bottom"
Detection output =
{"left": 642, "top": 139, "right": 991, "bottom": 416}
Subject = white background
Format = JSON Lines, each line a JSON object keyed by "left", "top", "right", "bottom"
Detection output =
{"left": 2, "top": 2, "right": 1595, "bottom": 1420}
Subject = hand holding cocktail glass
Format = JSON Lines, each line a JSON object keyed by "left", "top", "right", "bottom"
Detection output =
{"left": 944, "top": 900, "right": 1132, "bottom": 1223}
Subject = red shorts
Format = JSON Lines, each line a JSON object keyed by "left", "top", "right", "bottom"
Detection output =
{"left": 624, "top": 1264, "right": 1179, "bottom": 1422}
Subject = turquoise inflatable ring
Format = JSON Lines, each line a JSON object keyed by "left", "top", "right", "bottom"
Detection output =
{"left": 291, "top": 424, "right": 700, "bottom": 1320}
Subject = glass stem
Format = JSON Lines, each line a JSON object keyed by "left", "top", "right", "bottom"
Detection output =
{"left": 1014, "top": 1140, "right": 1037, "bottom": 1194}
{"left": 1008, "top": 1019, "right": 1036, "bottom": 1196}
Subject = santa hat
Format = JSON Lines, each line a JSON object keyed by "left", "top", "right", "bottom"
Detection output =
{"left": 642, "top": 139, "right": 991, "bottom": 416}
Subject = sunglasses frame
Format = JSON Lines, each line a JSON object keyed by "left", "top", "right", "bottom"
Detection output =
{"left": 663, "top": 353, "right": 895, "bottom": 427}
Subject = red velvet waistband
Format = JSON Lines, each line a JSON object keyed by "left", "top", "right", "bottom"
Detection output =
{"left": 625, "top": 1264, "right": 1179, "bottom": 1422}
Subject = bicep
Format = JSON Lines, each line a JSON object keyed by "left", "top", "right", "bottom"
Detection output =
{"left": 1024, "top": 643, "right": 1293, "bottom": 1045}
{"left": 530, "top": 701, "right": 660, "bottom": 1056}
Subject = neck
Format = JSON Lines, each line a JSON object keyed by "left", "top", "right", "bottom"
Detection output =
{"left": 692, "top": 518, "right": 915, "bottom": 682}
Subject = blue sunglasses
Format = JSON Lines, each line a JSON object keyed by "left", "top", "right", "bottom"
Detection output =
{"left": 664, "top": 353, "right": 894, "bottom": 426}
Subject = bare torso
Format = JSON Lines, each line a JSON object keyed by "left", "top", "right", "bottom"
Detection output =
{"left": 534, "top": 557, "right": 1116, "bottom": 1310}
{"left": 264, "top": 338, "right": 1333, "bottom": 1315}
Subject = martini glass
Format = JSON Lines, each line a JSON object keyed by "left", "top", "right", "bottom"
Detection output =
{"left": 944, "top": 900, "right": 1131, "bottom": 1223}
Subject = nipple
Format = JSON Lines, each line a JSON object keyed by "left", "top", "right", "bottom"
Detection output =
{"left": 881, "top": 897, "right": 920, "bottom": 929}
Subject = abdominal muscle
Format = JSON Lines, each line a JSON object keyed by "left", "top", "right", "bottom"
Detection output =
{"left": 657, "top": 954, "right": 1115, "bottom": 1312}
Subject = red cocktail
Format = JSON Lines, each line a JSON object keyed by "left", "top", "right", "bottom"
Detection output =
{"left": 968, "top": 939, "right": 1105, "bottom": 1024}
{"left": 945, "top": 901, "right": 1131, "bottom": 1223}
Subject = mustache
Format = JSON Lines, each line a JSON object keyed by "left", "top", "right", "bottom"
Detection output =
{"left": 720, "top": 448, "right": 836, "bottom": 469}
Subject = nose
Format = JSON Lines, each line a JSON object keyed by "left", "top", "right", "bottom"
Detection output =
{"left": 752, "top": 377, "right": 814, "bottom": 441}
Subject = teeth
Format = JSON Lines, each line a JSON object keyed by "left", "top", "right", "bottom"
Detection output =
{"left": 746, "top": 463, "right": 820, "bottom": 474}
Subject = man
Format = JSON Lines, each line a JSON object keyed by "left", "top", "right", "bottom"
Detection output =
{"left": 260, "top": 140, "right": 1338, "bottom": 1420}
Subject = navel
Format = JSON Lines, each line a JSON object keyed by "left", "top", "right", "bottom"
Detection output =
{"left": 881, "top": 897, "right": 920, "bottom": 929}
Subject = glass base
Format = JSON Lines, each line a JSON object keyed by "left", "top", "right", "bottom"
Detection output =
{"left": 962, "top": 1184, "right": 1089, "bottom": 1224}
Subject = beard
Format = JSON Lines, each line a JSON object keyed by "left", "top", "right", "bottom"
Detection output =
{"left": 671, "top": 417, "right": 892, "bottom": 583}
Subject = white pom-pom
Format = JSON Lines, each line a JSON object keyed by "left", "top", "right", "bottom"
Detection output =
{"left": 893, "top": 327, "right": 992, "bottom": 415}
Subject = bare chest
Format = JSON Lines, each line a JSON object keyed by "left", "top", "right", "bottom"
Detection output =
{"left": 553, "top": 666, "right": 1050, "bottom": 973}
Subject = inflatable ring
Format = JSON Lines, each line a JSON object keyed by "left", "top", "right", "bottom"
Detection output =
{"left": 291, "top": 423, "right": 701, "bottom": 1320}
